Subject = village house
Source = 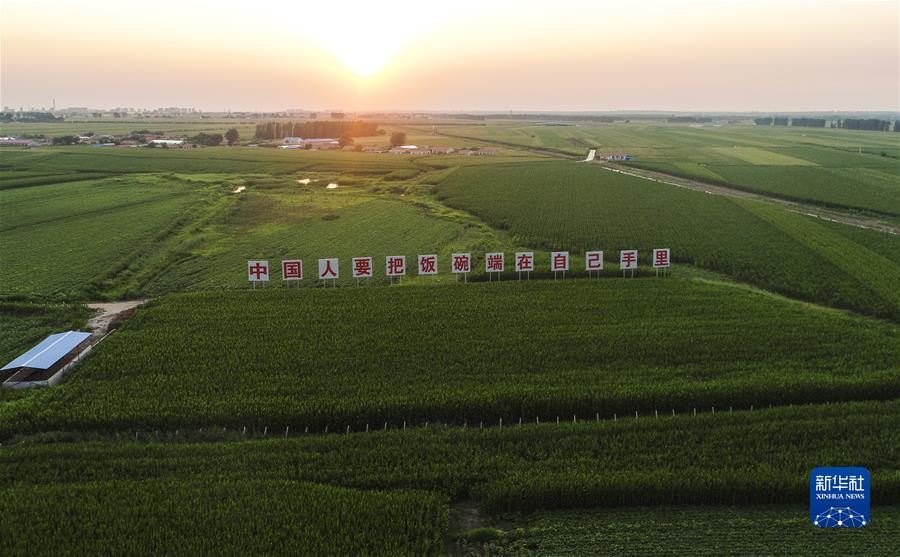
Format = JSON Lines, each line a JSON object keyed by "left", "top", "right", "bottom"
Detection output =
{"left": 388, "top": 145, "right": 431, "bottom": 155}
{"left": 602, "top": 152, "right": 633, "bottom": 161}
{"left": 149, "top": 139, "right": 197, "bottom": 149}
{"left": 0, "top": 138, "right": 40, "bottom": 147}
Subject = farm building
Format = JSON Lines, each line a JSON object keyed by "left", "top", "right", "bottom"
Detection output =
{"left": 149, "top": 139, "right": 196, "bottom": 149}
{"left": 305, "top": 138, "right": 340, "bottom": 150}
{"left": 2, "top": 331, "right": 93, "bottom": 389}
{"left": 389, "top": 145, "right": 434, "bottom": 155}
{"left": 429, "top": 146, "right": 456, "bottom": 154}
{"left": 602, "top": 152, "right": 633, "bottom": 161}
{"left": 282, "top": 137, "right": 305, "bottom": 144}
{"left": 456, "top": 147, "right": 500, "bottom": 156}
{"left": 0, "top": 138, "right": 40, "bottom": 147}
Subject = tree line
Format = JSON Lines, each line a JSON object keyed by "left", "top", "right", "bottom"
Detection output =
{"left": 254, "top": 121, "right": 380, "bottom": 140}
{"left": 755, "top": 116, "right": 898, "bottom": 131}
{"left": 838, "top": 119, "right": 897, "bottom": 132}
{"left": 667, "top": 116, "right": 712, "bottom": 123}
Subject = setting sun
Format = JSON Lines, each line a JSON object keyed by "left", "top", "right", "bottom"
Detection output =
{"left": 298, "top": 3, "right": 448, "bottom": 77}
{"left": 323, "top": 38, "right": 402, "bottom": 77}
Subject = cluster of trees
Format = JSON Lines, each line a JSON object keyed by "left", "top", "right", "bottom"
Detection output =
{"left": 254, "top": 121, "right": 379, "bottom": 140}
{"left": 838, "top": 119, "right": 896, "bottom": 132}
{"left": 791, "top": 118, "right": 827, "bottom": 128}
{"left": 185, "top": 129, "right": 239, "bottom": 146}
{"left": 51, "top": 135, "right": 81, "bottom": 145}
{"left": 1, "top": 111, "right": 64, "bottom": 123}
{"left": 390, "top": 132, "right": 406, "bottom": 147}
{"left": 755, "top": 116, "right": 898, "bottom": 132}
{"left": 667, "top": 116, "right": 712, "bottom": 123}
{"left": 191, "top": 133, "right": 223, "bottom": 146}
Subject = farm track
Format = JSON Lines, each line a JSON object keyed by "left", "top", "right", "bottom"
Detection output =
{"left": 87, "top": 300, "right": 148, "bottom": 336}
{"left": 597, "top": 162, "right": 900, "bottom": 235}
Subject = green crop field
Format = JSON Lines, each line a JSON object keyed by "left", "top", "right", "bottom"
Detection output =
{"left": 424, "top": 121, "right": 900, "bottom": 215}
{"left": 455, "top": 506, "right": 900, "bottom": 556}
{"left": 0, "top": 480, "right": 446, "bottom": 556}
{"left": 0, "top": 119, "right": 260, "bottom": 139}
{"left": 0, "top": 148, "right": 539, "bottom": 298}
{"left": 1, "top": 125, "right": 898, "bottom": 554}
{"left": 1, "top": 399, "right": 898, "bottom": 554}
{"left": 2, "top": 279, "right": 898, "bottom": 438}
{"left": 437, "top": 161, "right": 900, "bottom": 321}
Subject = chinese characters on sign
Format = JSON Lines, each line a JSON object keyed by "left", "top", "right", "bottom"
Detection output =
{"left": 652, "top": 248, "right": 670, "bottom": 277}
{"left": 418, "top": 255, "right": 438, "bottom": 275}
{"left": 386, "top": 256, "right": 406, "bottom": 277}
{"left": 485, "top": 252, "right": 505, "bottom": 280}
{"left": 247, "top": 260, "right": 269, "bottom": 282}
{"left": 653, "top": 249, "right": 670, "bottom": 268}
{"left": 318, "top": 258, "right": 339, "bottom": 280}
{"left": 620, "top": 249, "right": 638, "bottom": 276}
{"left": 551, "top": 251, "right": 569, "bottom": 275}
{"left": 585, "top": 251, "right": 603, "bottom": 274}
{"left": 281, "top": 260, "right": 302, "bottom": 281}
{"left": 252, "top": 250, "right": 671, "bottom": 284}
{"left": 515, "top": 252, "right": 534, "bottom": 273}
{"left": 352, "top": 257, "right": 373, "bottom": 279}
{"left": 452, "top": 253, "right": 471, "bottom": 273}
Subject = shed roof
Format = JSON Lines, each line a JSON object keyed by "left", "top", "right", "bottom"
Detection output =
{"left": 2, "top": 331, "right": 92, "bottom": 371}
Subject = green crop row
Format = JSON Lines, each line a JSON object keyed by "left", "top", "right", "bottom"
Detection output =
{"left": 2, "top": 400, "right": 898, "bottom": 512}
{"left": 0, "top": 479, "right": 446, "bottom": 556}
{"left": 1, "top": 281, "right": 898, "bottom": 438}
{"left": 436, "top": 161, "right": 900, "bottom": 320}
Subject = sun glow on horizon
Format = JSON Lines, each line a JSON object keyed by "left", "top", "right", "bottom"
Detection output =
{"left": 298, "top": 3, "right": 450, "bottom": 77}
{"left": 325, "top": 39, "right": 402, "bottom": 77}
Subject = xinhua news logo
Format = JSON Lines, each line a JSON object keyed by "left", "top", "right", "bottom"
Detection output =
{"left": 810, "top": 467, "right": 870, "bottom": 528}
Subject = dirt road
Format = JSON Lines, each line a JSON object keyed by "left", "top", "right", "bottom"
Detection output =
{"left": 87, "top": 300, "right": 148, "bottom": 336}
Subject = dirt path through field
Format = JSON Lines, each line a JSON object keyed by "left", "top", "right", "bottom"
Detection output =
{"left": 87, "top": 300, "right": 148, "bottom": 336}
{"left": 595, "top": 162, "right": 899, "bottom": 235}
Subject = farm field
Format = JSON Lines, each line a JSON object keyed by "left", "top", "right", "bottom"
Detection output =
{"left": 437, "top": 161, "right": 900, "bottom": 321}
{"left": 1, "top": 125, "right": 898, "bottom": 554}
{"left": 454, "top": 505, "right": 900, "bottom": 556}
{"left": 0, "top": 119, "right": 260, "bottom": 139}
{"left": 1, "top": 279, "right": 898, "bottom": 438}
{"left": 0, "top": 480, "right": 446, "bottom": 556}
{"left": 0, "top": 148, "right": 542, "bottom": 298}
{"left": 1, "top": 399, "right": 898, "bottom": 554}
{"left": 3, "top": 0, "right": 898, "bottom": 550}
{"left": 425, "top": 121, "right": 900, "bottom": 215}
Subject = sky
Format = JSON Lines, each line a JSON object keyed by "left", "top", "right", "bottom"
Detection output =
{"left": 2, "top": 0, "right": 898, "bottom": 112}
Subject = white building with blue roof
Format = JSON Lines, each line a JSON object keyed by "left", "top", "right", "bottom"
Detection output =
{"left": 2, "top": 331, "right": 93, "bottom": 389}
